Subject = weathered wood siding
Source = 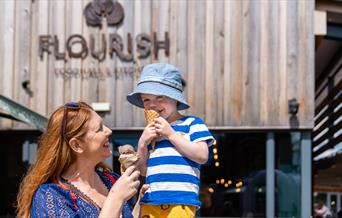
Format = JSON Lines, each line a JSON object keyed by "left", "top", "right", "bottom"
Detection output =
{"left": 0, "top": 0, "right": 314, "bottom": 129}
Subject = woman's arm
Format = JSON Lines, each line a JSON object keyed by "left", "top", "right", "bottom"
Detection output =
{"left": 99, "top": 166, "right": 140, "bottom": 218}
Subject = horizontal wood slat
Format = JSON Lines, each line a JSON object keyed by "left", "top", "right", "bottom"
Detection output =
{"left": 314, "top": 120, "right": 342, "bottom": 146}
{"left": 314, "top": 100, "right": 342, "bottom": 126}
{"left": 314, "top": 134, "right": 342, "bottom": 157}
{"left": 315, "top": 79, "right": 342, "bottom": 114}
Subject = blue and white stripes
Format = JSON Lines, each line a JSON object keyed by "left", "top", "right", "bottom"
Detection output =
{"left": 141, "top": 116, "right": 215, "bottom": 207}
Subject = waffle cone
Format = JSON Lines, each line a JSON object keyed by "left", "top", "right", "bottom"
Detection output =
{"left": 118, "top": 152, "right": 139, "bottom": 174}
{"left": 144, "top": 109, "right": 159, "bottom": 151}
{"left": 118, "top": 144, "right": 138, "bottom": 174}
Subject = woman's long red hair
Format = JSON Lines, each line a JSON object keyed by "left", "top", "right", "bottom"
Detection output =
{"left": 16, "top": 102, "right": 111, "bottom": 217}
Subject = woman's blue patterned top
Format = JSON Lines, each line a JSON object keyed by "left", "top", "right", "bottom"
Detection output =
{"left": 30, "top": 169, "right": 134, "bottom": 218}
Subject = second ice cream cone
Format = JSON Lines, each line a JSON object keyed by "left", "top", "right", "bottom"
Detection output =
{"left": 118, "top": 144, "right": 139, "bottom": 174}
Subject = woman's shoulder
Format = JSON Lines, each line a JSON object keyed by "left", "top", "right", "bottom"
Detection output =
{"left": 35, "top": 181, "right": 62, "bottom": 193}
{"left": 33, "top": 181, "right": 71, "bottom": 199}
{"left": 31, "top": 181, "right": 77, "bottom": 217}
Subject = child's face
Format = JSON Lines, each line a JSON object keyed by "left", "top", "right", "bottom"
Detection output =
{"left": 141, "top": 93, "right": 178, "bottom": 121}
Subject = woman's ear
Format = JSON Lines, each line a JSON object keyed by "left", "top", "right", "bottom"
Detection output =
{"left": 68, "top": 138, "right": 84, "bottom": 154}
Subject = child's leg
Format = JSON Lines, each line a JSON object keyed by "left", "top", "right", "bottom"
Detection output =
{"left": 168, "top": 205, "right": 196, "bottom": 218}
{"left": 140, "top": 204, "right": 196, "bottom": 218}
{"left": 140, "top": 204, "right": 164, "bottom": 218}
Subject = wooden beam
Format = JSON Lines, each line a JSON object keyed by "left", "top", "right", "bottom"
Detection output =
{"left": 314, "top": 186, "right": 342, "bottom": 193}
{"left": 315, "top": 10, "right": 327, "bottom": 35}
{"left": 0, "top": 112, "right": 22, "bottom": 122}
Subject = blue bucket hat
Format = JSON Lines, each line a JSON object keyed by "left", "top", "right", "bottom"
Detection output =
{"left": 127, "top": 63, "right": 190, "bottom": 110}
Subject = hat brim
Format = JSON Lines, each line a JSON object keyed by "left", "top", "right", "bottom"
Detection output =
{"left": 127, "top": 82, "right": 190, "bottom": 110}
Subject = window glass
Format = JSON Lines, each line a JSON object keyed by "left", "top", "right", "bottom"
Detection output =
{"left": 0, "top": 130, "right": 41, "bottom": 216}
{"left": 275, "top": 132, "right": 301, "bottom": 218}
{"left": 200, "top": 133, "right": 266, "bottom": 217}
{"left": 331, "top": 194, "right": 337, "bottom": 214}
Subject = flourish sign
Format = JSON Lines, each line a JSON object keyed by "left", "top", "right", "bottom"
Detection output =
{"left": 38, "top": 0, "right": 169, "bottom": 64}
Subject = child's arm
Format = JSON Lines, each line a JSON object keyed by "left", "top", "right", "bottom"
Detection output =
{"left": 154, "top": 117, "right": 209, "bottom": 164}
{"left": 136, "top": 122, "right": 157, "bottom": 176}
{"left": 132, "top": 184, "right": 149, "bottom": 218}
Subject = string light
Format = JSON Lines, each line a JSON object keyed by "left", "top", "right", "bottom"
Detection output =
{"left": 236, "top": 181, "right": 243, "bottom": 188}
{"left": 216, "top": 180, "right": 220, "bottom": 184}
{"left": 220, "top": 179, "right": 225, "bottom": 184}
{"left": 214, "top": 154, "right": 218, "bottom": 160}
{"left": 236, "top": 188, "right": 241, "bottom": 192}
{"left": 213, "top": 148, "right": 217, "bottom": 154}
{"left": 208, "top": 187, "right": 214, "bottom": 193}
{"left": 215, "top": 162, "right": 220, "bottom": 167}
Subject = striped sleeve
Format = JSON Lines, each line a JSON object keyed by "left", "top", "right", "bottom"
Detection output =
{"left": 189, "top": 116, "right": 215, "bottom": 146}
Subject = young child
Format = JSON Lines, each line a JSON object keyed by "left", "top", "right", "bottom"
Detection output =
{"left": 127, "top": 63, "right": 215, "bottom": 218}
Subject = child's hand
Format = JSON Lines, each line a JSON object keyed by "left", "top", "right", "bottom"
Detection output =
{"left": 154, "top": 117, "right": 176, "bottom": 139}
{"left": 139, "top": 122, "right": 157, "bottom": 147}
{"left": 138, "top": 184, "right": 150, "bottom": 199}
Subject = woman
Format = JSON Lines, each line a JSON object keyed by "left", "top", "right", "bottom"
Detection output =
{"left": 17, "top": 102, "right": 145, "bottom": 218}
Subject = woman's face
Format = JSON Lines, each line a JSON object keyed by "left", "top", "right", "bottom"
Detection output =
{"left": 80, "top": 111, "right": 113, "bottom": 161}
{"left": 141, "top": 94, "right": 178, "bottom": 121}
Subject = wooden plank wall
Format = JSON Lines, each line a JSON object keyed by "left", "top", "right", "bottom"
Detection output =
{"left": 0, "top": 0, "right": 314, "bottom": 129}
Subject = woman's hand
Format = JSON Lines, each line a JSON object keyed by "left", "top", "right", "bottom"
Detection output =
{"left": 99, "top": 166, "right": 140, "bottom": 218}
{"left": 108, "top": 166, "right": 140, "bottom": 202}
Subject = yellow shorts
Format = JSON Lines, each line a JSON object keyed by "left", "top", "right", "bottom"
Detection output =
{"left": 140, "top": 204, "right": 196, "bottom": 218}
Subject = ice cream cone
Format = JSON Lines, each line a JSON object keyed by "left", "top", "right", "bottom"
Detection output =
{"left": 118, "top": 144, "right": 139, "bottom": 174}
{"left": 118, "top": 151, "right": 139, "bottom": 174}
{"left": 144, "top": 109, "right": 159, "bottom": 151}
